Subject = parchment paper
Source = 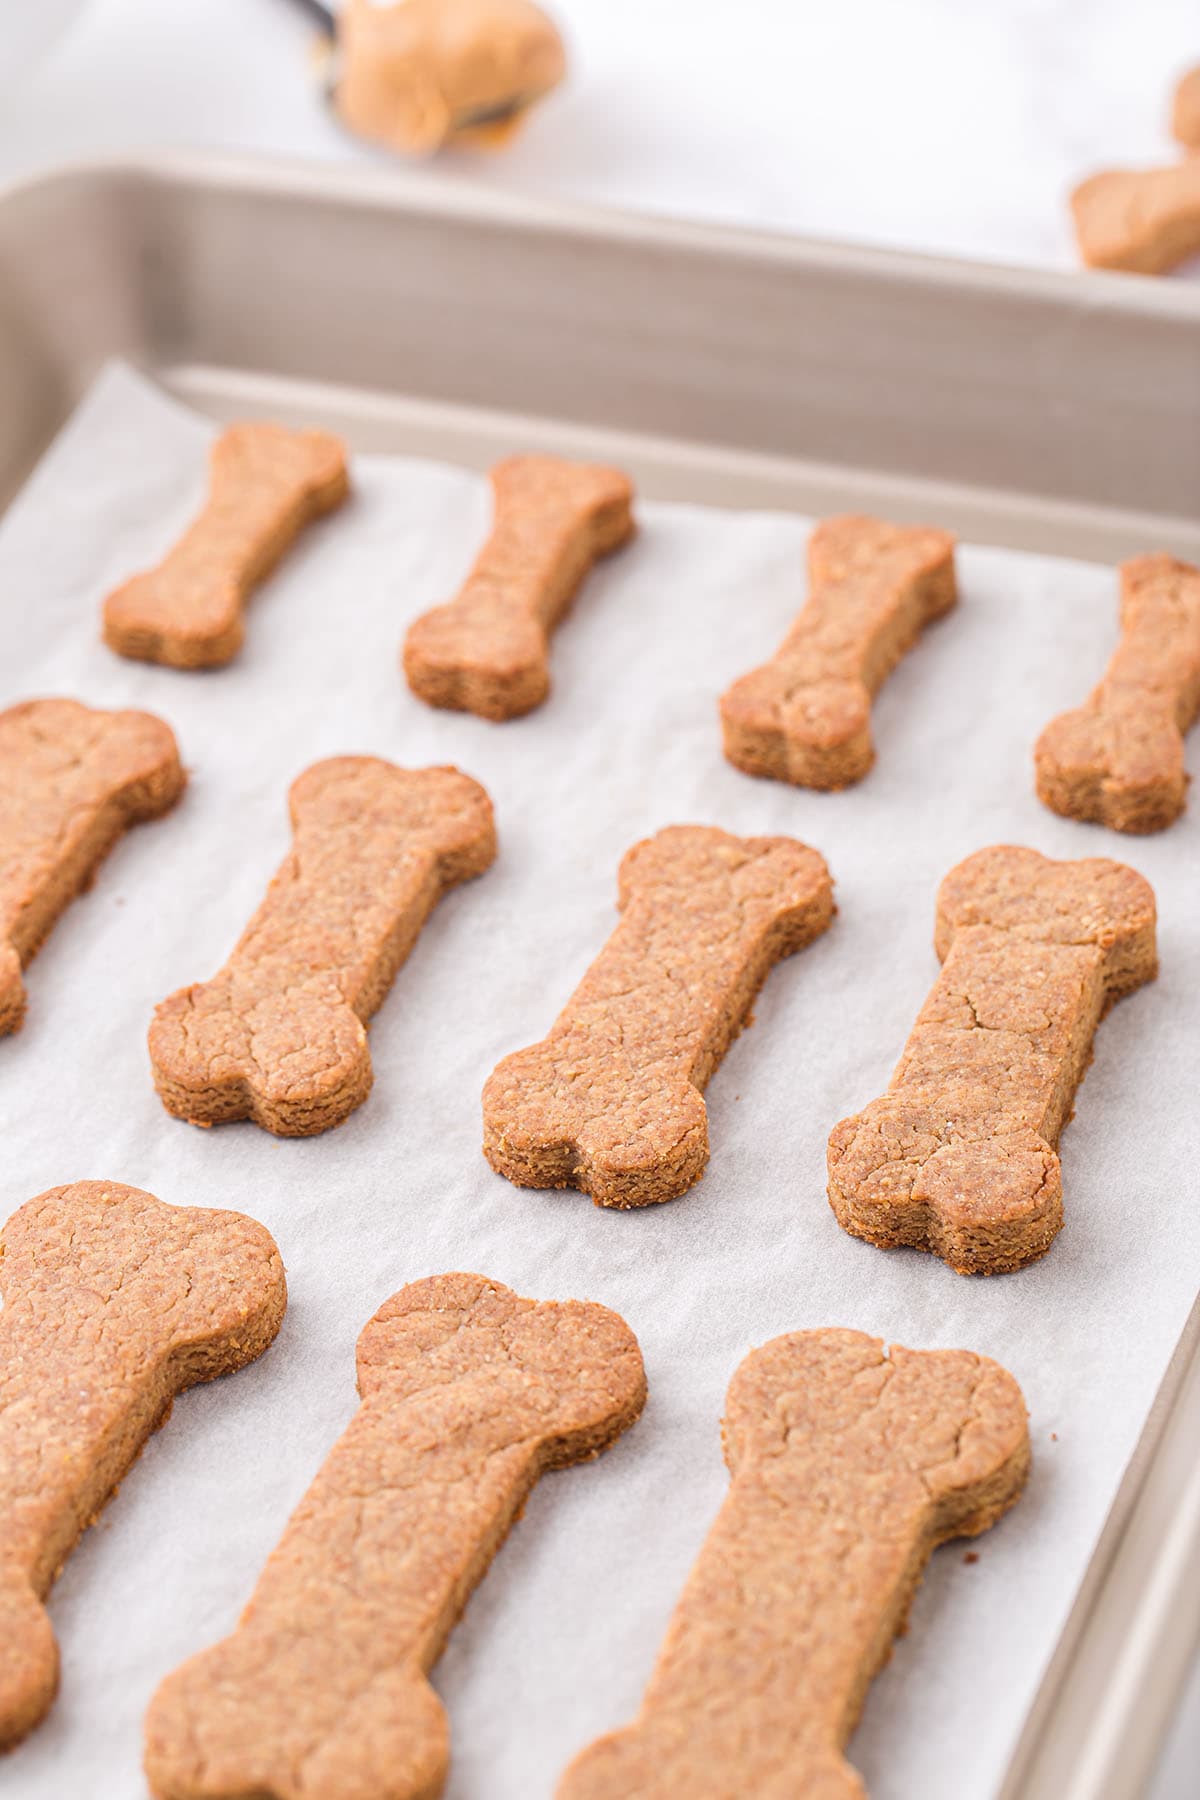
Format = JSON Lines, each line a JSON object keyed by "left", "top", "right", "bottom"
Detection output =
{"left": 3, "top": 363, "right": 1197, "bottom": 1800}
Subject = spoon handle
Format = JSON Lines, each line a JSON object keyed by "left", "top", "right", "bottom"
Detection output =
{"left": 282, "top": 0, "right": 337, "bottom": 39}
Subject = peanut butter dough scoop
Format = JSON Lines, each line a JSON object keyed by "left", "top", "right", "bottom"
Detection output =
{"left": 293, "top": 0, "right": 567, "bottom": 155}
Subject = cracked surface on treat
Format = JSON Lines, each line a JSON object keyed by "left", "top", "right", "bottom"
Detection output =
{"left": 143, "top": 1272, "right": 645, "bottom": 1800}
{"left": 0, "top": 698, "right": 185, "bottom": 1036}
{"left": 103, "top": 422, "right": 349, "bottom": 668}
{"left": 483, "top": 825, "right": 835, "bottom": 1207}
{"left": 403, "top": 455, "right": 635, "bottom": 720}
{"left": 827, "top": 845, "right": 1157, "bottom": 1275}
{"left": 1036, "top": 554, "right": 1200, "bottom": 833}
{"left": 0, "top": 1181, "right": 286, "bottom": 1751}
{"left": 150, "top": 757, "right": 496, "bottom": 1136}
{"left": 558, "top": 1327, "right": 1028, "bottom": 1800}
{"left": 1071, "top": 162, "right": 1200, "bottom": 272}
{"left": 720, "top": 514, "right": 957, "bottom": 790}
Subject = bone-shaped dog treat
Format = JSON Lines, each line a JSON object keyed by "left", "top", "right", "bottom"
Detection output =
{"left": 1071, "top": 160, "right": 1200, "bottom": 274}
{"left": 558, "top": 1327, "right": 1028, "bottom": 1800}
{"left": 1036, "top": 554, "right": 1200, "bottom": 833}
{"left": 403, "top": 454, "right": 635, "bottom": 719}
{"left": 143, "top": 1271, "right": 645, "bottom": 1800}
{"left": 483, "top": 825, "right": 834, "bottom": 1207}
{"left": 720, "top": 515, "right": 957, "bottom": 789}
{"left": 0, "top": 1181, "right": 285, "bottom": 1750}
{"left": 103, "top": 422, "right": 349, "bottom": 668}
{"left": 0, "top": 698, "right": 184, "bottom": 1036}
{"left": 1173, "top": 64, "right": 1200, "bottom": 150}
{"left": 827, "top": 845, "right": 1156, "bottom": 1275}
{"left": 150, "top": 756, "right": 496, "bottom": 1135}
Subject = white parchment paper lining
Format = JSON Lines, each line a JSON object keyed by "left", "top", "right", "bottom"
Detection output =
{"left": 3, "top": 364, "right": 1197, "bottom": 1800}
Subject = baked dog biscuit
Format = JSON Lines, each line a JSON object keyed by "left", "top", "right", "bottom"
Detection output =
{"left": 483, "top": 825, "right": 834, "bottom": 1207}
{"left": 403, "top": 454, "right": 635, "bottom": 719}
{"left": 827, "top": 845, "right": 1156, "bottom": 1275}
{"left": 720, "top": 514, "right": 957, "bottom": 789}
{"left": 558, "top": 1327, "right": 1028, "bottom": 1800}
{"left": 143, "top": 1272, "right": 646, "bottom": 1800}
{"left": 0, "top": 698, "right": 184, "bottom": 1036}
{"left": 1071, "top": 161, "right": 1200, "bottom": 273}
{"left": 150, "top": 757, "right": 496, "bottom": 1135}
{"left": 103, "top": 422, "right": 349, "bottom": 667}
{"left": 1173, "top": 64, "right": 1200, "bottom": 151}
{"left": 0, "top": 1181, "right": 285, "bottom": 1750}
{"left": 1036, "top": 554, "right": 1200, "bottom": 833}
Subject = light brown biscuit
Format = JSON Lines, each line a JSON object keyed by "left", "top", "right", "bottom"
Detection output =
{"left": 1171, "top": 64, "right": 1200, "bottom": 151}
{"left": 558, "top": 1326, "right": 1028, "bottom": 1800}
{"left": 827, "top": 845, "right": 1156, "bottom": 1275}
{"left": 103, "top": 422, "right": 349, "bottom": 668}
{"left": 0, "top": 697, "right": 184, "bottom": 1036}
{"left": 403, "top": 454, "right": 635, "bottom": 720}
{"left": 143, "top": 1271, "right": 646, "bottom": 1800}
{"left": 483, "top": 825, "right": 834, "bottom": 1207}
{"left": 1071, "top": 161, "right": 1200, "bottom": 273}
{"left": 720, "top": 514, "right": 957, "bottom": 790}
{"left": 336, "top": 0, "right": 567, "bottom": 154}
{"left": 150, "top": 757, "right": 496, "bottom": 1136}
{"left": 1035, "top": 553, "right": 1200, "bottom": 833}
{"left": 0, "top": 1181, "right": 286, "bottom": 1751}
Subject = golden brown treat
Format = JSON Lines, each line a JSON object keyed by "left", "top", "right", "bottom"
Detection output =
{"left": 484, "top": 825, "right": 835, "bottom": 1207}
{"left": 1071, "top": 161, "right": 1200, "bottom": 273}
{"left": 720, "top": 514, "right": 957, "bottom": 790}
{"left": 827, "top": 845, "right": 1156, "bottom": 1275}
{"left": 150, "top": 757, "right": 496, "bottom": 1136}
{"left": 103, "top": 423, "right": 349, "bottom": 668}
{"left": 335, "top": 0, "right": 566, "bottom": 155}
{"left": 0, "top": 1181, "right": 286, "bottom": 1751}
{"left": 1171, "top": 63, "right": 1200, "bottom": 150}
{"left": 1036, "top": 554, "right": 1200, "bottom": 833}
{"left": 0, "top": 698, "right": 184, "bottom": 1036}
{"left": 143, "top": 1272, "right": 645, "bottom": 1800}
{"left": 558, "top": 1327, "right": 1028, "bottom": 1800}
{"left": 404, "top": 455, "right": 635, "bottom": 720}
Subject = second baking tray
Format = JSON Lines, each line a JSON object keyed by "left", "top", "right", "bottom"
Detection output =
{"left": 0, "top": 151, "right": 1197, "bottom": 1800}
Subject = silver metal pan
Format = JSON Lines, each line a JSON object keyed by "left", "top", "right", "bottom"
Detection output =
{"left": 0, "top": 152, "right": 1196, "bottom": 1799}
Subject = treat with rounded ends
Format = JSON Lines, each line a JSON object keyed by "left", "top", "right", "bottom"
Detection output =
{"left": 1035, "top": 553, "right": 1200, "bottom": 833}
{"left": 103, "top": 422, "right": 349, "bottom": 668}
{"left": 0, "top": 1181, "right": 286, "bottom": 1751}
{"left": 1171, "top": 64, "right": 1200, "bottom": 151}
{"left": 143, "top": 1271, "right": 645, "bottom": 1800}
{"left": 720, "top": 514, "right": 957, "bottom": 789}
{"left": 827, "top": 845, "right": 1157, "bottom": 1275}
{"left": 335, "top": 0, "right": 567, "bottom": 154}
{"left": 558, "top": 1326, "right": 1029, "bottom": 1800}
{"left": 484, "top": 825, "right": 835, "bottom": 1207}
{"left": 404, "top": 454, "right": 635, "bottom": 720}
{"left": 1071, "top": 161, "right": 1200, "bottom": 274}
{"left": 150, "top": 757, "right": 496, "bottom": 1136}
{"left": 0, "top": 697, "right": 184, "bottom": 1036}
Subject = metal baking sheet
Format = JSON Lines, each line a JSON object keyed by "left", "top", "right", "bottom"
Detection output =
{"left": 0, "top": 153, "right": 1197, "bottom": 1800}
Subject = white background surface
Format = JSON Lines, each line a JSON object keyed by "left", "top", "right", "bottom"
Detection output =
{"left": 0, "top": 3, "right": 1198, "bottom": 1796}
{"left": 0, "top": 0, "right": 1199, "bottom": 273}
{"left": 3, "top": 362, "right": 1199, "bottom": 1800}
